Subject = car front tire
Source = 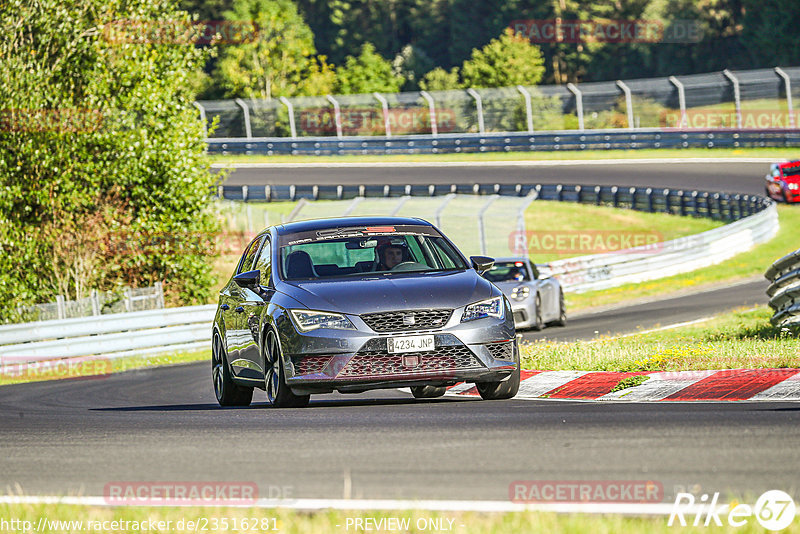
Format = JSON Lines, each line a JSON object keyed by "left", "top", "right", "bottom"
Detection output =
{"left": 476, "top": 343, "right": 521, "bottom": 400}
{"left": 264, "top": 329, "right": 310, "bottom": 408}
{"left": 212, "top": 333, "right": 253, "bottom": 407}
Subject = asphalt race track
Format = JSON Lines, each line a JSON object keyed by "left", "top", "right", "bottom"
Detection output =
{"left": 2, "top": 159, "right": 798, "bottom": 503}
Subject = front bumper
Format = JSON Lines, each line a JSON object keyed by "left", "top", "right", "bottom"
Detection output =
{"left": 279, "top": 310, "right": 517, "bottom": 394}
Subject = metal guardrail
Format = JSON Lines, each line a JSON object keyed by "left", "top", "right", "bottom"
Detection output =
{"left": 0, "top": 305, "right": 215, "bottom": 364}
{"left": 766, "top": 249, "right": 800, "bottom": 328}
{"left": 207, "top": 128, "right": 800, "bottom": 156}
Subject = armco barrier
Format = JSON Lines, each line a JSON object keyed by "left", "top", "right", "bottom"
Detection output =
{"left": 766, "top": 249, "right": 800, "bottom": 328}
{"left": 207, "top": 128, "right": 800, "bottom": 156}
{"left": 0, "top": 305, "right": 215, "bottom": 364}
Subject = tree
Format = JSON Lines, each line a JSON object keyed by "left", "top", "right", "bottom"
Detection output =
{"left": 460, "top": 28, "right": 546, "bottom": 88}
{"left": 215, "top": 0, "right": 335, "bottom": 99}
{"left": 335, "top": 43, "right": 404, "bottom": 94}
{"left": 0, "top": 0, "right": 219, "bottom": 317}
{"left": 419, "top": 67, "right": 461, "bottom": 91}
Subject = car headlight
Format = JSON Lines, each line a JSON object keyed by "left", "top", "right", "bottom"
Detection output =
{"left": 462, "top": 296, "right": 505, "bottom": 322}
{"left": 788, "top": 183, "right": 799, "bottom": 190}
{"left": 510, "top": 286, "right": 530, "bottom": 301}
{"left": 289, "top": 309, "right": 356, "bottom": 332}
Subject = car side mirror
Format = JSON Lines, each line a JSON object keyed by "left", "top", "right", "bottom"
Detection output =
{"left": 470, "top": 255, "right": 495, "bottom": 274}
{"left": 234, "top": 269, "right": 261, "bottom": 290}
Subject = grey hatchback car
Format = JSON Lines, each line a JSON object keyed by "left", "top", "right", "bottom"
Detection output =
{"left": 212, "top": 216, "right": 520, "bottom": 408}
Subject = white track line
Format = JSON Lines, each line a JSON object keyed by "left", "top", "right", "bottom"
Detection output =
{"left": 0, "top": 495, "right": 721, "bottom": 516}
{"left": 212, "top": 157, "right": 780, "bottom": 169}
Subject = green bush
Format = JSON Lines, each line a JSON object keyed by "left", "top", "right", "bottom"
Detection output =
{"left": 0, "top": 0, "right": 220, "bottom": 320}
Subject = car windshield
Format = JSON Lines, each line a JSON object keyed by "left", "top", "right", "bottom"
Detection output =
{"left": 278, "top": 224, "right": 468, "bottom": 280}
{"left": 484, "top": 261, "right": 530, "bottom": 282}
{"left": 782, "top": 164, "right": 800, "bottom": 177}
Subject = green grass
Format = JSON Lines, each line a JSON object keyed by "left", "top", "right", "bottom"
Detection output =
{"left": 0, "top": 349, "right": 210, "bottom": 386}
{"left": 210, "top": 146, "right": 796, "bottom": 165}
{"left": 611, "top": 374, "right": 651, "bottom": 392}
{"left": 566, "top": 205, "right": 800, "bottom": 312}
{"left": 520, "top": 306, "right": 800, "bottom": 372}
{"left": 2, "top": 502, "right": 797, "bottom": 534}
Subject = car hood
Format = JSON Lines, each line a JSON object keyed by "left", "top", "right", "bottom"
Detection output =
{"left": 279, "top": 270, "right": 495, "bottom": 315}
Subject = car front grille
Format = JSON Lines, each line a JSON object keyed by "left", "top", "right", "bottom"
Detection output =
{"left": 486, "top": 341, "right": 514, "bottom": 360}
{"left": 292, "top": 355, "right": 332, "bottom": 375}
{"left": 338, "top": 345, "right": 481, "bottom": 378}
{"left": 360, "top": 309, "right": 453, "bottom": 332}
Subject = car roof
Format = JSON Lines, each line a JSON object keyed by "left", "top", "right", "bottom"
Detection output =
{"left": 275, "top": 216, "right": 432, "bottom": 235}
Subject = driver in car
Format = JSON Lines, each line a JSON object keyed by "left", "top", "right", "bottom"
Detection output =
{"left": 377, "top": 243, "right": 405, "bottom": 271}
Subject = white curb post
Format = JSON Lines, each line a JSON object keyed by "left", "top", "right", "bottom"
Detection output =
{"left": 279, "top": 96, "right": 297, "bottom": 138}
{"left": 234, "top": 98, "right": 252, "bottom": 139}
{"left": 373, "top": 92, "right": 391, "bottom": 137}
{"left": 516, "top": 85, "right": 534, "bottom": 133}
{"left": 669, "top": 76, "right": 688, "bottom": 129}
{"left": 420, "top": 91, "right": 438, "bottom": 137}
{"left": 567, "top": 83, "right": 584, "bottom": 131}
{"left": 326, "top": 94, "right": 343, "bottom": 139}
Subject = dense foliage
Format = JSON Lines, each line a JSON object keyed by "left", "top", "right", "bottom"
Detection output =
{"left": 185, "top": 0, "right": 800, "bottom": 99}
{"left": 0, "top": 0, "right": 220, "bottom": 318}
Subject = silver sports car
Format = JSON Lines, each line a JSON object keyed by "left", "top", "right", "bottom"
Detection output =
{"left": 483, "top": 257, "right": 566, "bottom": 331}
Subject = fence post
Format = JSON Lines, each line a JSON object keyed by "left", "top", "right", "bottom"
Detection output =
{"left": 279, "top": 96, "right": 297, "bottom": 138}
{"left": 55, "top": 295, "right": 66, "bottom": 320}
{"left": 514, "top": 189, "right": 538, "bottom": 255}
{"left": 434, "top": 193, "right": 456, "bottom": 228}
{"left": 91, "top": 289, "right": 100, "bottom": 316}
{"left": 722, "top": 69, "right": 742, "bottom": 129}
{"left": 669, "top": 76, "right": 688, "bottom": 129}
{"left": 155, "top": 282, "right": 165, "bottom": 309}
{"left": 616, "top": 80, "right": 635, "bottom": 130}
{"left": 566, "top": 83, "right": 584, "bottom": 131}
{"left": 466, "top": 88, "right": 485, "bottom": 134}
{"left": 516, "top": 85, "right": 534, "bottom": 133}
{"left": 774, "top": 67, "right": 796, "bottom": 129}
{"left": 373, "top": 92, "right": 391, "bottom": 137}
{"left": 193, "top": 102, "right": 207, "bottom": 137}
{"left": 234, "top": 98, "right": 253, "bottom": 139}
{"left": 477, "top": 195, "right": 499, "bottom": 256}
{"left": 419, "top": 91, "right": 438, "bottom": 136}
{"left": 325, "top": 94, "right": 343, "bottom": 138}
{"left": 124, "top": 288, "right": 132, "bottom": 313}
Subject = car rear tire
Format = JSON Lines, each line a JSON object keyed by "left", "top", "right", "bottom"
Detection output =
{"left": 411, "top": 385, "right": 447, "bottom": 399}
{"left": 553, "top": 289, "right": 567, "bottom": 327}
{"left": 531, "top": 293, "right": 544, "bottom": 331}
{"left": 476, "top": 343, "right": 520, "bottom": 400}
{"left": 264, "top": 329, "right": 310, "bottom": 408}
{"left": 212, "top": 333, "right": 253, "bottom": 407}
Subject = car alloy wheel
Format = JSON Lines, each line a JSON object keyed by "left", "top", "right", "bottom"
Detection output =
{"left": 531, "top": 293, "right": 544, "bottom": 331}
{"left": 264, "top": 329, "right": 310, "bottom": 408}
{"left": 212, "top": 333, "right": 253, "bottom": 407}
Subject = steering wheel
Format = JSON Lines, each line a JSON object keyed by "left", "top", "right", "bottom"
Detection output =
{"left": 391, "top": 261, "right": 428, "bottom": 272}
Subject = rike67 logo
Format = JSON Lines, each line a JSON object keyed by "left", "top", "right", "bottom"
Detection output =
{"left": 669, "top": 490, "right": 796, "bottom": 531}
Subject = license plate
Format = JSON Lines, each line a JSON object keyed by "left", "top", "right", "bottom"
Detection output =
{"left": 387, "top": 335, "right": 435, "bottom": 354}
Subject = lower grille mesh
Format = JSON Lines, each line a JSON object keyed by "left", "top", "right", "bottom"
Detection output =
{"left": 339, "top": 345, "right": 481, "bottom": 377}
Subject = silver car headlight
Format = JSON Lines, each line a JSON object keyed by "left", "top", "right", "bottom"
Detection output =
{"left": 510, "top": 286, "right": 530, "bottom": 301}
{"left": 462, "top": 296, "right": 505, "bottom": 322}
{"left": 289, "top": 309, "right": 356, "bottom": 332}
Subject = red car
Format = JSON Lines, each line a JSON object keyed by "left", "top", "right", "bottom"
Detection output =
{"left": 765, "top": 161, "right": 800, "bottom": 203}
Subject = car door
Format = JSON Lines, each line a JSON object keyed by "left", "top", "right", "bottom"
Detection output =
{"left": 237, "top": 236, "right": 276, "bottom": 381}
{"left": 529, "top": 259, "right": 556, "bottom": 320}
{"left": 222, "top": 235, "right": 264, "bottom": 367}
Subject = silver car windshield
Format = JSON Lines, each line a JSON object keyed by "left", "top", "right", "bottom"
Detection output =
{"left": 279, "top": 226, "right": 468, "bottom": 280}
